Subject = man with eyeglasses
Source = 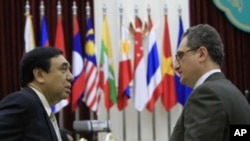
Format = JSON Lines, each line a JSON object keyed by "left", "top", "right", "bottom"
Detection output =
{"left": 170, "top": 24, "right": 250, "bottom": 141}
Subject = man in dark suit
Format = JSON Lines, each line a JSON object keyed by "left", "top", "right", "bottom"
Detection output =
{"left": 170, "top": 24, "right": 250, "bottom": 141}
{"left": 0, "top": 47, "right": 73, "bottom": 141}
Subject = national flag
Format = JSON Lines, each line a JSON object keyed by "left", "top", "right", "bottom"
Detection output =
{"left": 54, "top": 14, "right": 66, "bottom": 57}
{"left": 117, "top": 25, "right": 133, "bottom": 111}
{"left": 40, "top": 15, "right": 49, "bottom": 46}
{"left": 99, "top": 15, "right": 117, "bottom": 112}
{"left": 161, "top": 14, "right": 177, "bottom": 111}
{"left": 71, "top": 14, "right": 85, "bottom": 112}
{"left": 82, "top": 17, "right": 100, "bottom": 112}
{"left": 175, "top": 15, "right": 192, "bottom": 105}
{"left": 146, "top": 15, "right": 163, "bottom": 112}
{"left": 133, "top": 16, "right": 148, "bottom": 111}
{"left": 51, "top": 8, "right": 69, "bottom": 113}
{"left": 24, "top": 13, "right": 35, "bottom": 53}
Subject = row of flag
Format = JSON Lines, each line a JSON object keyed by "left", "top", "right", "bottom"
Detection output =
{"left": 24, "top": 1, "right": 191, "bottom": 113}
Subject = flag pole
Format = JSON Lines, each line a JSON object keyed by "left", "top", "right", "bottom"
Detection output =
{"left": 86, "top": 2, "right": 96, "bottom": 140}
{"left": 55, "top": 0, "right": 65, "bottom": 128}
{"left": 167, "top": 111, "right": 171, "bottom": 139}
{"left": 85, "top": 1, "right": 92, "bottom": 120}
{"left": 152, "top": 110, "right": 157, "bottom": 141}
{"left": 102, "top": 2, "right": 111, "bottom": 131}
{"left": 137, "top": 111, "right": 141, "bottom": 141}
{"left": 147, "top": 4, "right": 156, "bottom": 141}
{"left": 134, "top": 5, "right": 142, "bottom": 141}
{"left": 72, "top": 1, "right": 80, "bottom": 140}
{"left": 39, "top": 0, "right": 44, "bottom": 23}
{"left": 163, "top": 4, "right": 172, "bottom": 139}
{"left": 24, "top": 0, "right": 36, "bottom": 53}
{"left": 119, "top": 4, "right": 127, "bottom": 141}
{"left": 25, "top": 0, "right": 30, "bottom": 15}
{"left": 122, "top": 110, "right": 127, "bottom": 141}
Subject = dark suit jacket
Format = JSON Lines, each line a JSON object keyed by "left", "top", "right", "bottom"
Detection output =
{"left": 0, "top": 87, "right": 58, "bottom": 141}
{"left": 170, "top": 72, "right": 250, "bottom": 141}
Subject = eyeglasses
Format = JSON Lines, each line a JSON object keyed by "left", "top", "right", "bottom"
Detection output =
{"left": 175, "top": 46, "right": 200, "bottom": 63}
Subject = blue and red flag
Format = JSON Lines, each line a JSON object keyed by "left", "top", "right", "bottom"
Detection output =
{"left": 146, "top": 15, "right": 163, "bottom": 112}
{"left": 40, "top": 15, "right": 49, "bottom": 46}
{"left": 71, "top": 14, "right": 85, "bottom": 112}
{"left": 175, "top": 15, "right": 192, "bottom": 105}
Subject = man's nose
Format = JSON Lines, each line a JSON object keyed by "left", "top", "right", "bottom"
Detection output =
{"left": 67, "top": 71, "right": 74, "bottom": 82}
{"left": 174, "top": 59, "right": 180, "bottom": 72}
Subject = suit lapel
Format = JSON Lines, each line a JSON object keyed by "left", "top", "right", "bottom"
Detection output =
{"left": 22, "top": 87, "right": 58, "bottom": 141}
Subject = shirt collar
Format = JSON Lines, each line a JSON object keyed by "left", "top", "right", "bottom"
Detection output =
{"left": 29, "top": 86, "right": 51, "bottom": 117}
{"left": 193, "top": 69, "right": 221, "bottom": 89}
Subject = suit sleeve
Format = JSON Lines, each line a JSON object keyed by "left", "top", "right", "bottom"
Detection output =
{"left": 0, "top": 93, "right": 30, "bottom": 141}
{"left": 184, "top": 86, "right": 227, "bottom": 141}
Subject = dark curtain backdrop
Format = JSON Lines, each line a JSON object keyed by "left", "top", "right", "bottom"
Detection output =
{"left": 190, "top": 0, "right": 250, "bottom": 102}
{"left": 0, "top": 0, "right": 95, "bottom": 140}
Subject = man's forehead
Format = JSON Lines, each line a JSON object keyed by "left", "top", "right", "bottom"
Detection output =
{"left": 50, "top": 55, "right": 70, "bottom": 67}
{"left": 177, "top": 37, "right": 188, "bottom": 52}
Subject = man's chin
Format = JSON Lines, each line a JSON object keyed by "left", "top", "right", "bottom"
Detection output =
{"left": 61, "top": 94, "right": 69, "bottom": 99}
{"left": 180, "top": 78, "right": 185, "bottom": 84}
{"left": 180, "top": 79, "right": 188, "bottom": 86}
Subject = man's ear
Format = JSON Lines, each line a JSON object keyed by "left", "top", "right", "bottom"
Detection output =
{"left": 33, "top": 68, "right": 45, "bottom": 83}
{"left": 198, "top": 46, "right": 208, "bottom": 62}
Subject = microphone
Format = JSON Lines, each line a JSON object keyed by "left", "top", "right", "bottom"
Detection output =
{"left": 73, "top": 120, "right": 111, "bottom": 132}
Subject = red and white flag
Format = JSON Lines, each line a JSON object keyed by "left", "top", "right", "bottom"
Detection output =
{"left": 133, "top": 16, "right": 148, "bottom": 111}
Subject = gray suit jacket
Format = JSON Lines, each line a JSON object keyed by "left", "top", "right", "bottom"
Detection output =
{"left": 0, "top": 87, "right": 58, "bottom": 141}
{"left": 170, "top": 72, "right": 250, "bottom": 141}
